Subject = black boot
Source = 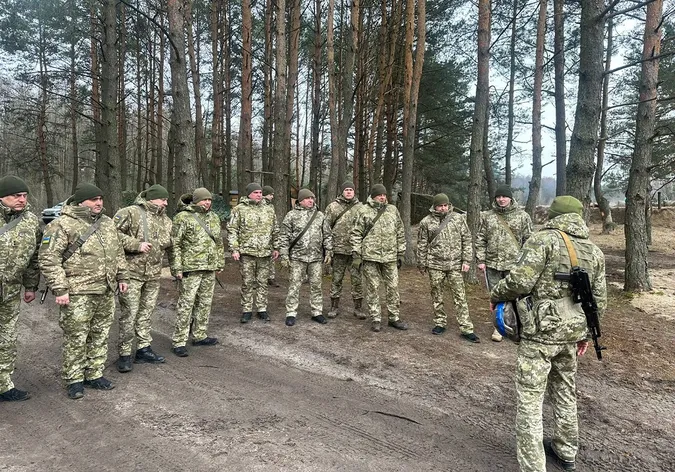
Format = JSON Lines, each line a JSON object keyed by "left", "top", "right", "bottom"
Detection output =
{"left": 327, "top": 298, "right": 339, "bottom": 318}
{"left": 67, "top": 382, "right": 84, "bottom": 400}
{"left": 84, "top": 377, "right": 115, "bottom": 390}
{"left": 240, "top": 312, "right": 253, "bottom": 323}
{"left": 192, "top": 336, "right": 219, "bottom": 346}
{"left": 134, "top": 347, "right": 166, "bottom": 364}
{"left": 0, "top": 387, "right": 31, "bottom": 402}
{"left": 117, "top": 355, "right": 133, "bottom": 372}
{"left": 353, "top": 298, "right": 367, "bottom": 320}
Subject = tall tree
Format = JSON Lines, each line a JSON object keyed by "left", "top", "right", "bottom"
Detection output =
{"left": 237, "top": 0, "right": 252, "bottom": 196}
{"left": 553, "top": 0, "right": 566, "bottom": 195}
{"left": 272, "top": 0, "right": 290, "bottom": 216}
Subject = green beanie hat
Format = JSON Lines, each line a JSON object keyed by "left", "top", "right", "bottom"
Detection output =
{"left": 297, "top": 188, "right": 315, "bottom": 202}
{"left": 143, "top": 184, "right": 169, "bottom": 201}
{"left": 548, "top": 195, "right": 583, "bottom": 219}
{"left": 0, "top": 175, "right": 29, "bottom": 198}
{"left": 72, "top": 183, "right": 103, "bottom": 204}
{"left": 192, "top": 187, "right": 212, "bottom": 204}
{"left": 370, "top": 184, "right": 387, "bottom": 198}
{"left": 432, "top": 193, "right": 450, "bottom": 208}
{"left": 262, "top": 185, "right": 275, "bottom": 196}
{"left": 495, "top": 184, "right": 513, "bottom": 199}
{"left": 341, "top": 181, "right": 355, "bottom": 192}
{"left": 245, "top": 182, "right": 262, "bottom": 196}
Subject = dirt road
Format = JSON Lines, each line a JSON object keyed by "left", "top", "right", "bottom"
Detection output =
{"left": 2, "top": 223, "right": 674, "bottom": 471}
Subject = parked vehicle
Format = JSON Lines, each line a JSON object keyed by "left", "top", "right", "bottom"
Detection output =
{"left": 41, "top": 201, "right": 65, "bottom": 224}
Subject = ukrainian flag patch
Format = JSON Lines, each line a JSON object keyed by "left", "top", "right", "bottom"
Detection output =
{"left": 42, "top": 236, "right": 51, "bottom": 245}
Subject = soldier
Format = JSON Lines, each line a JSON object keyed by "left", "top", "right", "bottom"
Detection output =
{"left": 169, "top": 188, "right": 224, "bottom": 357}
{"left": 491, "top": 196, "right": 606, "bottom": 472}
{"left": 279, "top": 189, "right": 332, "bottom": 326}
{"left": 417, "top": 194, "right": 479, "bottom": 342}
{"left": 351, "top": 184, "right": 408, "bottom": 332}
{"left": 39, "top": 183, "right": 128, "bottom": 400}
{"left": 228, "top": 183, "right": 279, "bottom": 323}
{"left": 476, "top": 184, "right": 532, "bottom": 341}
{"left": 262, "top": 185, "right": 280, "bottom": 288}
{"left": 324, "top": 181, "right": 365, "bottom": 320}
{"left": 114, "top": 184, "right": 172, "bottom": 373}
{"left": 0, "top": 176, "right": 41, "bottom": 402}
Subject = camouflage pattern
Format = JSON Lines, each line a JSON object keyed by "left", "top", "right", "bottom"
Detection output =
{"left": 59, "top": 293, "right": 115, "bottom": 384}
{"left": 39, "top": 204, "right": 128, "bottom": 296}
{"left": 484, "top": 268, "right": 509, "bottom": 291}
{"left": 172, "top": 271, "right": 216, "bottom": 347}
{"left": 351, "top": 197, "right": 405, "bottom": 263}
{"left": 329, "top": 253, "right": 363, "bottom": 300}
{"left": 417, "top": 207, "right": 472, "bottom": 271}
{"left": 325, "top": 195, "right": 362, "bottom": 255}
{"left": 0, "top": 202, "right": 41, "bottom": 393}
{"left": 476, "top": 200, "right": 533, "bottom": 271}
{"left": 361, "top": 261, "right": 400, "bottom": 323}
{"left": 279, "top": 203, "right": 332, "bottom": 263}
{"left": 490, "top": 212, "right": 606, "bottom": 471}
{"left": 117, "top": 279, "right": 160, "bottom": 355}
{"left": 228, "top": 196, "right": 279, "bottom": 258}
{"left": 114, "top": 194, "right": 172, "bottom": 281}
{"left": 285, "top": 260, "right": 323, "bottom": 318}
{"left": 428, "top": 269, "right": 474, "bottom": 333}
{"left": 239, "top": 255, "right": 270, "bottom": 312}
{"left": 169, "top": 194, "right": 224, "bottom": 274}
{"left": 262, "top": 198, "right": 277, "bottom": 281}
{"left": 516, "top": 340, "right": 579, "bottom": 472}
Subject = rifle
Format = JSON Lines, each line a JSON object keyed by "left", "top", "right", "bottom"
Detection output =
{"left": 555, "top": 267, "right": 606, "bottom": 360}
{"left": 40, "top": 289, "right": 48, "bottom": 304}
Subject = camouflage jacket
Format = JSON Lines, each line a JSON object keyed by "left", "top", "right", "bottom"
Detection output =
{"left": 417, "top": 207, "right": 472, "bottom": 271}
{"left": 476, "top": 200, "right": 532, "bottom": 271}
{"left": 491, "top": 213, "right": 607, "bottom": 344}
{"left": 227, "top": 196, "right": 279, "bottom": 258}
{"left": 0, "top": 202, "right": 41, "bottom": 299}
{"left": 279, "top": 203, "right": 332, "bottom": 263}
{"left": 351, "top": 197, "right": 405, "bottom": 263}
{"left": 324, "top": 196, "right": 362, "bottom": 255}
{"left": 39, "top": 203, "right": 128, "bottom": 296}
{"left": 114, "top": 195, "right": 172, "bottom": 281}
{"left": 170, "top": 194, "right": 225, "bottom": 274}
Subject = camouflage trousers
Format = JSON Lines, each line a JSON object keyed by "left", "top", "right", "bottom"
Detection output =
{"left": 268, "top": 258, "right": 276, "bottom": 281}
{"left": 516, "top": 340, "right": 579, "bottom": 472}
{"left": 484, "top": 267, "right": 509, "bottom": 291}
{"left": 118, "top": 278, "right": 161, "bottom": 356}
{"left": 239, "top": 255, "right": 270, "bottom": 313}
{"left": 0, "top": 293, "right": 21, "bottom": 393}
{"left": 361, "top": 261, "right": 400, "bottom": 323}
{"left": 428, "top": 269, "right": 474, "bottom": 333}
{"left": 286, "top": 260, "right": 323, "bottom": 318}
{"left": 329, "top": 253, "right": 363, "bottom": 301}
{"left": 59, "top": 292, "right": 115, "bottom": 385}
{"left": 172, "top": 271, "right": 215, "bottom": 348}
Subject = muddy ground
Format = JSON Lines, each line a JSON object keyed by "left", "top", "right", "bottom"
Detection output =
{"left": 1, "top": 223, "right": 674, "bottom": 471}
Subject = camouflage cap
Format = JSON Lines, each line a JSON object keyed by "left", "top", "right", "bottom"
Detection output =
{"left": 0, "top": 175, "right": 29, "bottom": 198}
{"left": 192, "top": 187, "right": 212, "bottom": 203}
{"left": 262, "top": 185, "right": 275, "bottom": 196}
{"left": 548, "top": 195, "right": 583, "bottom": 219}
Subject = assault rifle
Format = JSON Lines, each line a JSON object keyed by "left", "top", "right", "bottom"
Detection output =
{"left": 555, "top": 267, "right": 606, "bottom": 360}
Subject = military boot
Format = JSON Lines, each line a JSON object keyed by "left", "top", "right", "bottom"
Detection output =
{"left": 117, "top": 355, "right": 133, "bottom": 373}
{"left": 67, "top": 382, "right": 84, "bottom": 400}
{"left": 353, "top": 298, "right": 367, "bottom": 320}
{"left": 240, "top": 312, "right": 253, "bottom": 323}
{"left": 0, "top": 387, "right": 31, "bottom": 402}
{"left": 84, "top": 377, "right": 115, "bottom": 390}
{"left": 135, "top": 347, "right": 166, "bottom": 364}
{"left": 327, "top": 298, "right": 340, "bottom": 318}
{"left": 544, "top": 439, "right": 576, "bottom": 471}
{"left": 371, "top": 321, "right": 381, "bottom": 332}
{"left": 388, "top": 319, "right": 409, "bottom": 330}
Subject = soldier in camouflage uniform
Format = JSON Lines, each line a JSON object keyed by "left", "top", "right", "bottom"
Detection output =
{"left": 39, "top": 183, "right": 128, "bottom": 400}
{"left": 477, "top": 184, "right": 533, "bottom": 342}
{"left": 169, "top": 188, "right": 224, "bottom": 357}
{"left": 114, "top": 184, "right": 172, "bottom": 373}
{"left": 417, "top": 194, "right": 479, "bottom": 342}
{"left": 0, "top": 176, "right": 41, "bottom": 402}
{"left": 279, "top": 189, "right": 332, "bottom": 326}
{"left": 228, "top": 183, "right": 279, "bottom": 323}
{"left": 350, "top": 184, "right": 408, "bottom": 332}
{"left": 491, "top": 196, "right": 606, "bottom": 472}
{"left": 262, "top": 186, "right": 281, "bottom": 287}
{"left": 324, "top": 181, "right": 365, "bottom": 320}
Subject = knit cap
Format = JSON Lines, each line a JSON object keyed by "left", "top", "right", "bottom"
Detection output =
{"left": 495, "top": 184, "right": 513, "bottom": 199}
{"left": 143, "top": 184, "right": 169, "bottom": 200}
{"left": 548, "top": 196, "right": 583, "bottom": 219}
{"left": 297, "top": 188, "right": 315, "bottom": 202}
{"left": 192, "top": 187, "right": 213, "bottom": 204}
{"left": 370, "top": 184, "right": 387, "bottom": 198}
{"left": 0, "top": 175, "right": 29, "bottom": 198}
{"left": 72, "top": 183, "right": 103, "bottom": 204}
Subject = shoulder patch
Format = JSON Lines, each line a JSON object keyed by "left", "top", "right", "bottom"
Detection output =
{"left": 42, "top": 236, "right": 51, "bottom": 245}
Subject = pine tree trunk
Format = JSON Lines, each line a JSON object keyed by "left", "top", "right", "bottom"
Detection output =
{"left": 595, "top": 16, "right": 614, "bottom": 234}
{"left": 309, "top": 0, "right": 322, "bottom": 194}
{"left": 118, "top": 3, "right": 127, "bottom": 191}
{"left": 273, "top": 0, "right": 290, "bottom": 217}
{"left": 261, "top": 0, "right": 273, "bottom": 185}
{"left": 505, "top": 0, "right": 518, "bottom": 187}
{"left": 553, "top": 0, "right": 566, "bottom": 195}
{"left": 37, "top": 22, "right": 54, "bottom": 207}
{"left": 69, "top": 28, "right": 79, "bottom": 194}
{"left": 237, "top": 0, "right": 253, "bottom": 196}
{"left": 186, "top": 0, "right": 208, "bottom": 187}
{"left": 326, "top": 0, "right": 340, "bottom": 202}
{"left": 285, "top": 0, "right": 301, "bottom": 186}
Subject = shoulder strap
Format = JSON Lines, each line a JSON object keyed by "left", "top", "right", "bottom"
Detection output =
{"left": 429, "top": 213, "right": 453, "bottom": 244}
{"left": 496, "top": 213, "right": 520, "bottom": 246}
{"left": 557, "top": 230, "right": 579, "bottom": 267}
{"left": 137, "top": 205, "right": 148, "bottom": 242}
{"left": 0, "top": 213, "right": 24, "bottom": 237}
{"left": 191, "top": 213, "right": 218, "bottom": 243}
{"left": 330, "top": 202, "right": 354, "bottom": 229}
{"left": 362, "top": 206, "right": 387, "bottom": 239}
{"left": 289, "top": 209, "right": 320, "bottom": 252}
{"left": 62, "top": 219, "right": 104, "bottom": 262}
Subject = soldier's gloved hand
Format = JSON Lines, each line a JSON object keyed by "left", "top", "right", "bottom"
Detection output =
{"left": 280, "top": 258, "right": 290, "bottom": 269}
{"left": 323, "top": 252, "right": 332, "bottom": 265}
{"left": 351, "top": 254, "right": 362, "bottom": 270}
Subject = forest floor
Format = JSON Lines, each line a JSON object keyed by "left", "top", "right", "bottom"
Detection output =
{"left": 1, "top": 221, "right": 674, "bottom": 471}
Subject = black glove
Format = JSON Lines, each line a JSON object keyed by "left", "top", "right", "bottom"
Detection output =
{"left": 397, "top": 258, "right": 403, "bottom": 269}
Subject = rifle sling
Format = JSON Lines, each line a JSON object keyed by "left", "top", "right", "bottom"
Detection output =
{"left": 191, "top": 213, "right": 218, "bottom": 243}
{"left": 362, "top": 206, "right": 387, "bottom": 240}
{"left": 138, "top": 205, "right": 149, "bottom": 242}
{"left": 557, "top": 230, "right": 579, "bottom": 267}
{"left": 496, "top": 213, "right": 520, "bottom": 247}
{"left": 429, "top": 213, "right": 453, "bottom": 244}
{"left": 330, "top": 203, "right": 354, "bottom": 229}
{"left": 289, "top": 209, "right": 320, "bottom": 253}
{"left": 62, "top": 219, "right": 103, "bottom": 262}
{"left": 0, "top": 213, "right": 24, "bottom": 237}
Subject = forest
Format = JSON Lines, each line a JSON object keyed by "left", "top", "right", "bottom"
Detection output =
{"left": 0, "top": 0, "right": 673, "bottom": 291}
